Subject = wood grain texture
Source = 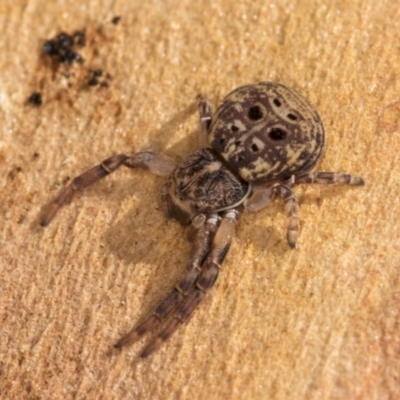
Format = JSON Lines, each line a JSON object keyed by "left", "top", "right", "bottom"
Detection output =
{"left": 1, "top": 0, "right": 399, "bottom": 399}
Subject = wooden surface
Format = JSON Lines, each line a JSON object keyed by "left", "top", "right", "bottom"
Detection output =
{"left": 1, "top": 1, "right": 399, "bottom": 399}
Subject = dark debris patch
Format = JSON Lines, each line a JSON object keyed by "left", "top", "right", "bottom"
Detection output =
{"left": 88, "top": 77, "right": 99, "bottom": 86}
{"left": 87, "top": 69, "right": 111, "bottom": 88}
{"left": 27, "top": 92, "right": 42, "bottom": 106}
{"left": 8, "top": 166, "right": 22, "bottom": 180}
{"left": 36, "top": 27, "right": 113, "bottom": 99}
{"left": 111, "top": 16, "right": 122, "bottom": 25}
{"left": 43, "top": 30, "right": 86, "bottom": 64}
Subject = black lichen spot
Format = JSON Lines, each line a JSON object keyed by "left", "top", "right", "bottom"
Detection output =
{"left": 87, "top": 69, "right": 110, "bottom": 87}
{"left": 57, "top": 32, "right": 73, "bottom": 48}
{"left": 28, "top": 92, "right": 42, "bottom": 106}
{"left": 269, "top": 128, "right": 287, "bottom": 141}
{"left": 8, "top": 166, "right": 22, "bottom": 180}
{"left": 248, "top": 106, "right": 263, "bottom": 121}
{"left": 73, "top": 30, "right": 86, "bottom": 47}
{"left": 43, "top": 30, "right": 86, "bottom": 64}
{"left": 88, "top": 77, "right": 99, "bottom": 86}
{"left": 112, "top": 16, "right": 122, "bottom": 25}
{"left": 43, "top": 40, "right": 58, "bottom": 55}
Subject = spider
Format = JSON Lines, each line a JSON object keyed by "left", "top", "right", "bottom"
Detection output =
{"left": 41, "top": 82, "right": 364, "bottom": 357}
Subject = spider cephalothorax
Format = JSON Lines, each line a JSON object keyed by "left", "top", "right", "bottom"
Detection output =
{"left": 162, "top": 148, "right": 249, "bottom": 225}
{"left": 41, "top": 82, "right": 364, "bottom": 357}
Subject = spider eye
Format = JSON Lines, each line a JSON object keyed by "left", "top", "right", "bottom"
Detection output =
{"left": 248, "top": 106, "right": 263, "bottom": 121}
{"left": 287, "top": 113, "right": 297, "bottom": 120}
{"left": 269, "top": 128, "right": 287, "bottom": 141}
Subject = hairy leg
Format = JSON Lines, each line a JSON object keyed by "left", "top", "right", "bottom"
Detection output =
{"left": 40, "top": 152, "right": 176, "bottom": 226}
{"left": 287, "top": 171, "right": 365, "bottom": 186}
{"left": 243, "top": 185, "right": 276, "bottom": 212}
{"left": 197, "top": 93, "right": 212, "bottom": 148}
{"left": 242, "top": 183, "right": 298, "bottom": 247}
{"left": 244, "top": 170, "right": 364, "bottom": 248}
{"left": 140, "top": 209, "right": 238, "bottom": 357}
{"left": 114, "top": 213, "right": 219, "bottom": 349}
{"left": 275, "top": 185, "right": 300, "bottom": 248}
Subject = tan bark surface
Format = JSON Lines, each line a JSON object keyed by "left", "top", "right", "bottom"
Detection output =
{"left": 1, "top": 1, "right": 399, "bottom": 399}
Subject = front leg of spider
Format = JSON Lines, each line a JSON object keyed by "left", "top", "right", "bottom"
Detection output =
{"left": 41, "top": 82, "right": 364, "bottom": 357}
{"left": 131, "top": 210, "right": 237, "bottom": 358}
{"left": 40, "top": 152, "right": 176, "bottom": 225}
{"left": 114, "top": 213, "right": 218, "bottom": 350}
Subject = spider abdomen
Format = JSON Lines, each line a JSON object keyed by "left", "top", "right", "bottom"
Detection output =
{"left": 209, "top": 82, "right": 325, "bottom": 183}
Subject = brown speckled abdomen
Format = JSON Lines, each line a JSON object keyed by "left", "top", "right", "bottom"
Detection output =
{"left": 208, "top": 82, "right": 325, "bottom": 183}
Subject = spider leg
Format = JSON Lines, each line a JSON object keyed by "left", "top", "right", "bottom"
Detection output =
{"left": 287, "top": 171, "right": 365, "bottom": 186}
{"left": 276, "top": 171, "right": 364, "bottom": 247}
{"left": 273, "top": 185, "right": 300, "bottom": 248}
{"left": 140, "top": 209, "right": 238, "bottom": 358}
{"left": 40, "top": 152, "right": 176, "bottom": 226}
{"left": 243, "top": 183, "right": 298, "bottom": 247}
{"left": 242, "top": 183, "right": 298, "bottom": 247}
{"left": 244, "top": 170, "right": 364, "bottom": 248}
{"left": 277, "top": 171, "right": 364, "bottom": 247}
{"left": 197, "top": 93, "right": 212, "bottom": 147}
{"left": 114, "top": 213, "right": 220, "bottom": 349}
{"left": 243, "top": 185, "right": 277, "bottom": 212}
